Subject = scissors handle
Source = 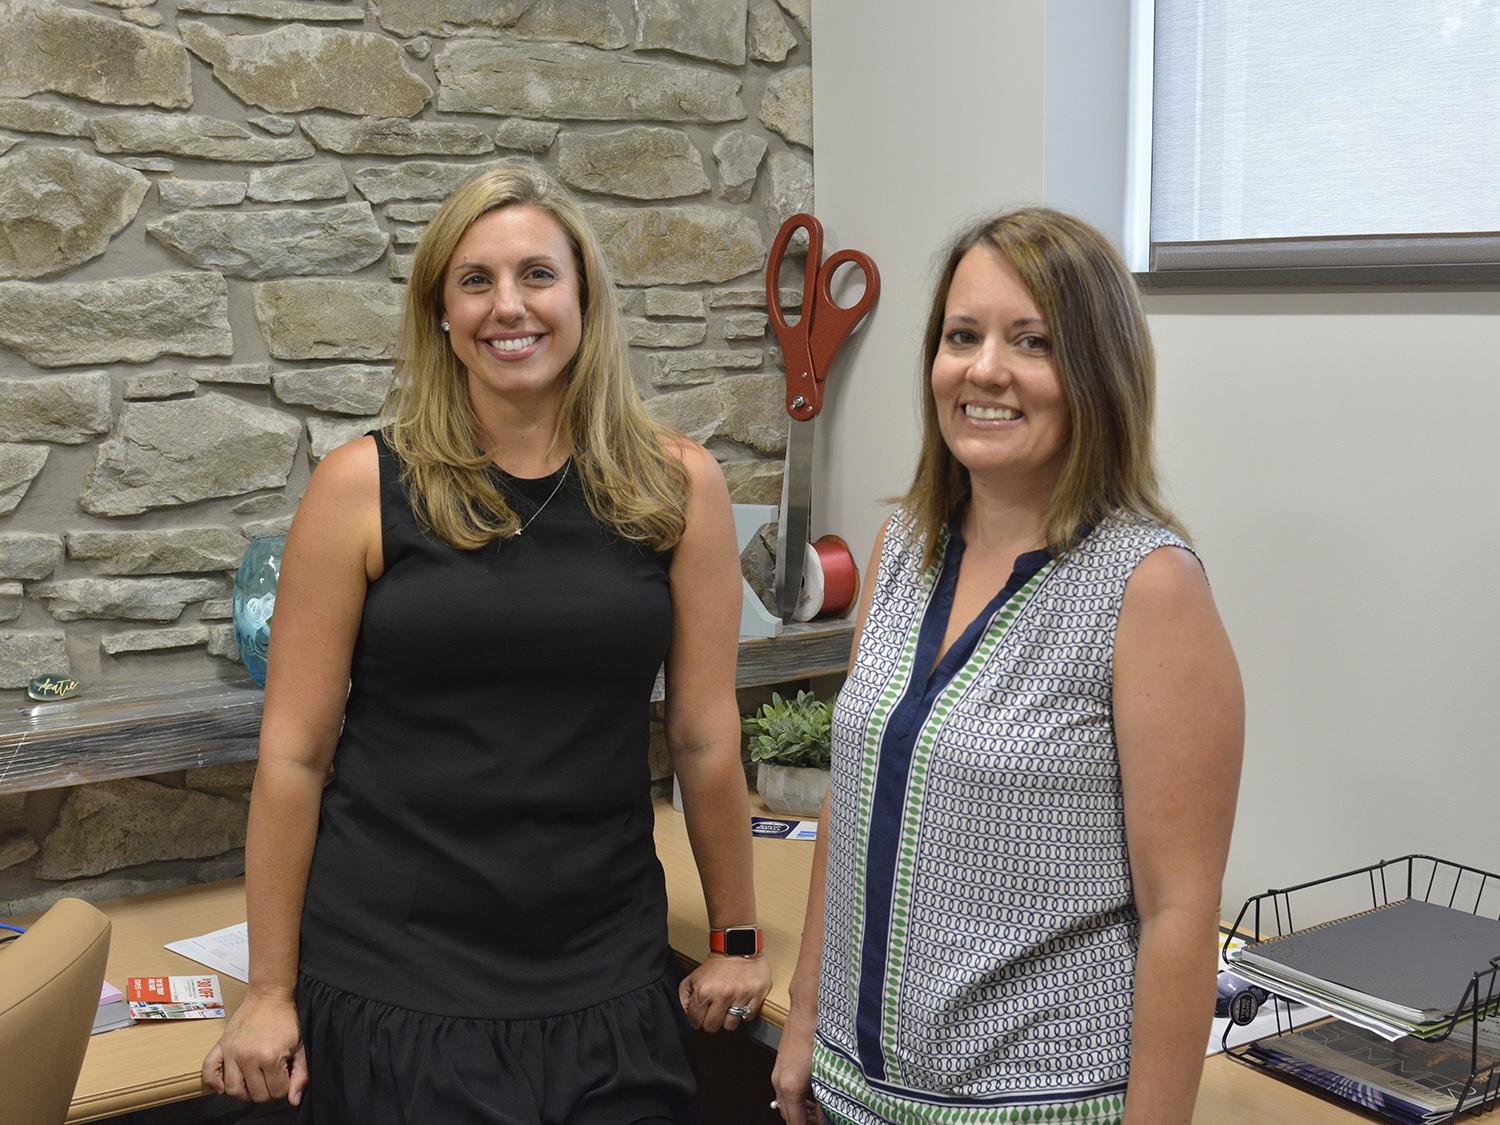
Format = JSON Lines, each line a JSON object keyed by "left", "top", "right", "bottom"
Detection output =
{"left": 766, "top": 213, "right": 824, "bottom": 420}
{"left": 807, "top": 248, "right": 881, "bottom": 392}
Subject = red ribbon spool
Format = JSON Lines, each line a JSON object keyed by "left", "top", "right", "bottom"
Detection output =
{"left": 808, "top": 534, "right": 859, "bottom": 619}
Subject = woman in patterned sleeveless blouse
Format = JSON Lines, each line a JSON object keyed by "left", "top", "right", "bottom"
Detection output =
{"left": 772, "top": 210, "right": 1243, "bottom": 1125}
{"left": 203, "top": 163, "right": 769, "bottom": 1122}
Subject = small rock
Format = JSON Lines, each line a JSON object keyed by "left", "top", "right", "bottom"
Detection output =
{"left": 760, "top": 65, "right": 812, "bottom": 149}
{"left": 0, "top": 444, "right": 48, "bottom": 516}
{"left": 723, "top": 459, "right": 783, "bottom": 504}
{"left": 0, "top": 273, "right": 231, "bottom": 368}
{"left": 557, "top": 127, "right": 710, "bottom": 200}
{"left": 272, "top": 365, "right": 393, "bottom": 415}
{"left": 712, "top": 129, "right": 767, "bottom": 204}
{"left": 254, "top": 279, "right": 402, "bottom": 360}
{"left": 0, "top": 97, "right": 89, "bottom": 138}
{"left": 493, "top": 119, "right": 559, "bottom": 154}
{"left": 187, "top": 362, "right": 274, "bottom": 386}
{"left": 353, "top": 160, "right": 496, "bottom": 204}
{"left": 250, "top": 116, "right": 296, "bottom": 136}
{"left": 582, "top": 204, "right": 764, "bottom": 286}
{"left": 306, "top": 416, "right": 379, "bottom": 462}
{"left": 774, "top": 0, "right": 810, "bottom": 38}
{"left": 157, "top": 178, "right": 247, "bottom": 209}
{"left": 748, "top": 0, "right": 797, "bottom": 62}
{"left": 36, "top": 778, "right": 248, "bottom": 880}
{"left": 384, "top": 202, "right": 443, "bottom": 224}
{"left": 634, "top": 0, "right": 748, "bottom": 66}
{"left": 0, "top": 630, "right": 70, "bottom": 689}
{"left": 301, "top": 114, "right": 493, "bottom": 157}
{"left": 724, "top": 312, "right": 769, "bottom": 340}
{"left": 123, "top": 371, "right": 198, "bottom": 400}
{"left": 651, "top": 349, "right": 764, "bottom": 386}
{"left": 80, "top": 394, "right": 300, "bottom": 517}
{"left": 179, "top": 21, "right": 432, "bottom": 118}
{"left": 625, "top": 320, "right": 707, "bottom": 348}
{"left": 0, "top": 148, "right": 149, "bottom": 279}
{"left": 246, "top": 164, "right": 349, "bottom": 202}
{"left": 709, "top": 286, "right": 802, "bottom": 309}
{"left": 100, "top": 626, "right": 212, "bottom": 655}
{"left": 435, "top": 42, "right": 745, "bottom": 123}
{"left": 0, "top": 372, "right": 112, "bottom": 444}
{"left": 66, "top": 528, "right": 250, "bottom": 576}
{"left": 147, "top": 202, "right": 388, "bottom": 280}
{"left": 92, "top": 112, "right": 315, "bottom": 163}
{"left": 767, "top": 150, "right": 813, "bottom": 233}
{"left": 644, "top": 289, "right": 706, "bottom": 318}
{"left": 177, "top": 0, "right": 364, "bottom": 18}
{"left": 32, "top": 577, "right": 224, "bottom": 622}
{"left": 0, "top": 0, "right": 192, "bottom": 110}
{"left": 0, "top": 533, "right": 63, "bottom": 580}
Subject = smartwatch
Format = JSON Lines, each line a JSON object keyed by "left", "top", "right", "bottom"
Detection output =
{"left": 709, "top": 926, "right": 764, "bottom": 957}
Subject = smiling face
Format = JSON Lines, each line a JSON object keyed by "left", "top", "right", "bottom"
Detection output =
{"left": 930, "top": 244, "right": 1072, "bottom": 497}
{"left": 440, "top": 204, "right": 584, "bottom": 415}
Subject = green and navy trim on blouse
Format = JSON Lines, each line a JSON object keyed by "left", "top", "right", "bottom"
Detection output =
{"left": 812, "top": 511, "right": 1192, "bottom": 1125}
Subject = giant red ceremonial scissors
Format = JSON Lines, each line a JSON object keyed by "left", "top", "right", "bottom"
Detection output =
{"left": 766, "top": 212, "right": 880, "bottom": 622}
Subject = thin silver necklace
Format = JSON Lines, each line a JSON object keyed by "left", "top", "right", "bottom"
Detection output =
{"left": 510, "top": 458, "right": 571, "bottom": 537}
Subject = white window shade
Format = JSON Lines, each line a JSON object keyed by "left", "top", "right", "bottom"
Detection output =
{"left": 1149, "top": 0, "right": 1500, "bottom": 279}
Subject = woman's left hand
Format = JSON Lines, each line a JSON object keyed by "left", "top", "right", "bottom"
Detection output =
{"left": 679, "top": 954, "right": 772, "bottom": 1034}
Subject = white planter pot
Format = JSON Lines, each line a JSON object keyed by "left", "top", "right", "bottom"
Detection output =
{"left": 756, "top": 762, "right": 831, "bottom": 817}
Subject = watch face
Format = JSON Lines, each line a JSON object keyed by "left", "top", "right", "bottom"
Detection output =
{"left": 723, "top": 928, "right": 759, "bottom": 957}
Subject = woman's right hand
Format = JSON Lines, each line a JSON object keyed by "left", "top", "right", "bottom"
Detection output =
{"left": 771, "top": 1007, "right": 823, "bottom": 1124}
{"left": 202, "top": 991, "right": 309, "bottom": 1106}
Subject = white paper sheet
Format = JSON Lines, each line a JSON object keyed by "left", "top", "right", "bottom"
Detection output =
{"left": 165, "top": 921, "right": 249, "bottom": 983}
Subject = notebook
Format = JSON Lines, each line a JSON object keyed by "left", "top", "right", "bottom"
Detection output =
{"left": 1229, "top": 898, "right": 1500, "bottom": 1033}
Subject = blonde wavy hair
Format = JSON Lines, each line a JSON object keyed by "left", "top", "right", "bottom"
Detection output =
{"left": 382, "top": 161, "right": 688, "bottom": 551}
{"left": 905, "top": 207, "right": 1185, "bottom": 567}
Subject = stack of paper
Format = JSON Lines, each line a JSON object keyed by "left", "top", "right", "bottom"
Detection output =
{"left": 1227, "top": 899, "right": 1500, "bottom": 1041}
{"left": 92, "top": 981, "right": 131, "bottom": 1035}
{"left": 1246, "top": 1018, "right": 1500, "bottom": 1124}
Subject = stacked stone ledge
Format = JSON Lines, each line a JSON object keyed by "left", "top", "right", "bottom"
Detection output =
{"left": 0, "top": 0, "right": 815, "bottom": 905}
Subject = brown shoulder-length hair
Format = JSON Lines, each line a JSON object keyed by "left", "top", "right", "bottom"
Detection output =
{"left": 382, "top": 160, "right": 688, "bottom": 551}
{"left": 904, "top": 207, "right": 1186, "bottom": 567}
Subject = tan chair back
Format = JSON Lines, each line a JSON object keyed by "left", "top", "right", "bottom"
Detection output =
{"left": 0, "top": 898, "right": 112, "bottom": 1125}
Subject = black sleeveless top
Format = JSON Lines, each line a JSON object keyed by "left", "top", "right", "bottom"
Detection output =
{"left": 299, "top": 432, "right": 675, "bottom": 1019}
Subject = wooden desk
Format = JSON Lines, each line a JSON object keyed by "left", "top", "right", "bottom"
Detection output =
{"left": 63, "top": 879, "right": 248, "bottom": 1123}
{"left": 53, "top": 813, "right": 1363, "bottom": 1124}
{"left": 652, "top": 800, "right": 1367, "bottom": 1124}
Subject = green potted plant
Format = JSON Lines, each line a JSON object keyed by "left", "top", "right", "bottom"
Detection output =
{"left": 743, "top": 689, "right": 833, "bottom": 817}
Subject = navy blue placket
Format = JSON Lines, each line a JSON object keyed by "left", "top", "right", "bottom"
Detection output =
{"left": 854, "top": 522, "right": 1050, "bottom": 1080}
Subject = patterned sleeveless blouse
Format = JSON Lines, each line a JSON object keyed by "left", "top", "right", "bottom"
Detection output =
{"left": 812, "top": 510, "right": 1192, "bottom": 1125}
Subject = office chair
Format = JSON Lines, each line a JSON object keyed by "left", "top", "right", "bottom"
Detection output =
{"left": 0, "top": 897, "right": 112, "bottom": 1125}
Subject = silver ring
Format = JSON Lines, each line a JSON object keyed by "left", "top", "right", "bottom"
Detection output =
{"left": 727, "top": 1004, "right": 753, "bottom": 1019}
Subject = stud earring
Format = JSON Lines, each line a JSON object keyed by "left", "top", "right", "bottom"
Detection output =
{"left": 440, "top": 320, "right": 450, "bottom": 332}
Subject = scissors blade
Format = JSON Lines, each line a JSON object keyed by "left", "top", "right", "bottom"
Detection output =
{"left": 774, "top": 418, "right": 816, "bottom": 622}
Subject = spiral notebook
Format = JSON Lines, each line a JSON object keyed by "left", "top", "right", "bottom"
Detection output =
{"left": 1228, "top": 898, "right": 1500, "bottom": 1038}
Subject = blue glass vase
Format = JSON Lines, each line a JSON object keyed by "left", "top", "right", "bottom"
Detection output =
{"left": 232, "top": 533, "right": 286, "bottom": 688}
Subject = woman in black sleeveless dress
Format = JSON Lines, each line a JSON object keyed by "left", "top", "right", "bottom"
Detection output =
{"left": 204, "top": 162, "right": 771, "bottom": 1123}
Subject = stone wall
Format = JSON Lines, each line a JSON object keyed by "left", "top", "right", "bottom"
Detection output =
{"left": 0, "top": 0, "right": 811, "bottom": 909}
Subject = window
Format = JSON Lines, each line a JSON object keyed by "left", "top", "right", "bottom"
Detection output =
{"left": 1145, "top": 0, "right": 1500, "bottom": 284}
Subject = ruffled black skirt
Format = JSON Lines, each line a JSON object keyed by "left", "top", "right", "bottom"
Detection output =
{"left": 295, "top": 971, "right": 697, "bottom": 1125}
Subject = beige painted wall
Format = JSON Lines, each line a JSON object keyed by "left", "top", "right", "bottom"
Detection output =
{"left": 808, "top": 1, "right": 1046, "bottom": 567}
{"left": 812, "top": 2, "right": 1500, "bottom": 916}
